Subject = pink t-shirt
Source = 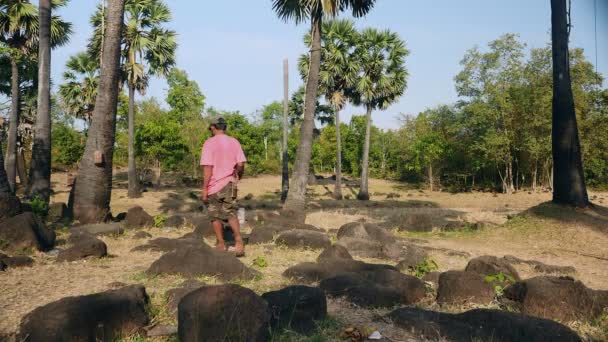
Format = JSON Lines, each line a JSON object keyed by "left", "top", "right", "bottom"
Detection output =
{"left": 200, "top": 134, "right": 247, "bottom": 195}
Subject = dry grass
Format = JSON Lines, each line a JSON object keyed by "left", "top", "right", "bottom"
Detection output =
{"left": 2, "top": 173, "right": 607, "bottom": 340}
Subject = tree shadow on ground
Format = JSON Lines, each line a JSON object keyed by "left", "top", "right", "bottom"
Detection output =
{"left": 525, "top": 201, "right": 608, "bottom": 235}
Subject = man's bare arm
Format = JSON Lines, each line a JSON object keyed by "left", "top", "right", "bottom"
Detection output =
{"left": 235, "top": 162, "right": 245, "bottom": 179}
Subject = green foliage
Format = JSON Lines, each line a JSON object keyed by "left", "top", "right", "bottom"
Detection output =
{"left": 28, "top": 196, "right": 48, "bottom": 217}
{"left": 410, "top": 258, "right": 438, "bottom": 278}
{"left": 166, "top": 68, "right": 205, "bottom": 122}
{"left": 484, "top": 272, "right": 516, "bottom": 296}
{"left": 153, "top": 214, "right": 166, "bottom": 228}
{"left": 51, "top": 122, "right": 85, "bottom": 168}
{"left": 252, "top": 256, "right": 268, "bottom": 268}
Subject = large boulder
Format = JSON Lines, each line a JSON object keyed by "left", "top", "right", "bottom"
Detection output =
{"left": 248, "top": 225, "right": 280, "bottom": 244}
{"left": 320, "top": 273, "right": 404, "bottom": 308}
{"left": 337, "top": 221, "right": 394, "bottom": 244}
{"left": 166, "top": 279, "right": 204, "bottom": 315}
{"left": 388, "top": 307, "right": 581, "bottom": 342}
{"left": 165, "top": 215, "right": 186, "bottom": 228}
{"left": 504, "top": 276, "right": 605, "bottom": 322}
{"left": 437, "top": 271, "right": 495, "bottom": 305}
{"left": 57, "top": 236, "right": 107, "bottom": 262}
{"left": 465, "top": 255, "right": 520, "bottom": 283}
{"left": 361, "top": 269, "right": 427, "bottom": 304}
{"left": 0, "top": 212, "right": 55, "bottom": 252}
{"left": 262, "top": 285, "right": 327, "bottom": 335}
{"left": 317, "top": 244, "right": 352, "bottom": 262}
{"left": 283, "top": 259, "right": 398, "bottom": 284}
{"left": 276, "top": 229, "right": 331, "bottom": 249}
{"left": 186, "top": 215, "right": 215, "bottom": 238}
{"left": 336, "top": 237, "right": 401, "bottom": 260}
{"left": 385, "top": 213, "right": 433, "bottom": 232}
{"left": 147, "top": 245, "right": 257, "bottom": 281}
{"left": 47, "top": 202, "right": 69, "bottom": 224}
{"left": 0, "top": 253, "right": 34, "bottom": 269}
{"left": 18, "top": 285, "right": 149, "bottom": 342}
{"left": 178, "top": 284, "right": 270, "bottom": 342}
{"left": 0, "top": 193, "right": 22, "bottom": 222}
{"left": 132, "top": 235, "right": 202, "bottom": 252}
{"left": 396, "top": 244, "right": 428, "bottom": 271}
{"left": 125, "top": 206, "right": 154, "bottom": 228}
{"left": 71, "top": 223, "right": 124, "bottom": 237}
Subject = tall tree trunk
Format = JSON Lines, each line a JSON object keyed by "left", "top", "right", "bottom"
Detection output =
{"left": 532, "top": 161, "right": 538, "bottom": 191}
{"left": 507, "top": 159, "right": 514, "bottom": 194}
{"left": 17, "top": 149, "right": 28, "bottom": 189}
{"left": 73, "top": 0, "right": 126, "bottom": 223}
{"left": 6, "top": 57, "right": 20, "bottom": 194}
{"left": 551, "top": 0, "right": 589, "bottom": 207}
{"left": 28, "top": 0, "right": 52, "bottom": 202}
{"left": 0, "top": 144, "right": 10, "bottom": 194}
{"left": 428, "top": 163, "right": 433, "bottom": 192}
{"left": 357, "top": 104, "right": 373, "bottom": 200}
{"left": 284, "top": 16, "right": 322, "bottom": 214}
{"left": 127, "top": 83, "right": 140, "bottom": 198}
{"left": 333, "top": 109, "right": 343, "bottom": 200}
{"left": 281, "top": 59, "right": 289, "bottom": 203}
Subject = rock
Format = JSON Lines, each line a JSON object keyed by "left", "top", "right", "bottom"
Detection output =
{"left": 0, "top": 253, "right": 34, "bottom": 268}
{"left": 72, "top": 223, "right": 124, "bottom": 237}
{"left": 362, "top": 269, "right": 427, "bottom": 304}
{"left": 317, "top": 244, "right": 352, "bottom": 262}
{"left": 283, "top": 259, "right": 398, "bottom": 284}
{"left": 0, "top": 259, "right": 6, "bottom": 271}
{"left": 187, "top": 214, "right": 215, "bottom": 238}
{"left": 0, "top": 193, "right": 22, "bottom": 222}
{"left": 337, "top": 221, "right": 394, "bottom": 244}
{"left": 18, "top": 285, "right": 150, "bottom": 342}
{"left": 388, "top": 307, "right": 582, "bottom": 342}
{"left": 132, "top": 236, "right": 202, "bottom": 252}
{"left": 276, "top": 229, "right": 331, "bottom": 249}
{"left": 422, "top": 271, "right": 441, "bottom": 287}
{"left": 319, "top": 273, "right": 405, "bottom": 308}
{"left": 133, "top": 231, "right": 152, "bottom": 239}
{"left": 399, "top": 214, "right": 433, "bottom": 232}
{"left": 248, "top": 225, "right": 283, "bottom": 244}
{"left": 502, "top": 255, "right": 576, "bottom": 274}
{"left": 125, "top": 206, "right": 154, "bottom": 228}
{"left": 0, "top": 212, "right": 55, "bottom": 252}
{"left": 504, "top": 276, "right": 605, "bottom": 322}
{"left": 437, "top": 271, "right": 495, "bottom": 305}
{"left": 396, "top": 245, "right": 428, "bottom": 270}
{"left": 465, "top": 255, "right": 520, "bottom": 284}
{"left": 166, "top": 279, "right": 204, "bottom": 314}
{"left": 146, "top": 324, "right": 178, "bottom": 337}
{"left": 178, "top": 284, "right": 270, "bottom": 342}
{"left": 336, "top": 237, "right": 401, "bottom": 260}
{"left": 165, "top": 215, "right": 186, "bottom": 228}
{"left": 47, "top": 202, "right": 69, "bottom": 224}
{"left": 57, "top": 236, "right": 107, "bottom": 262}
{"left": 262, "top": 285, "right": 327, "bottom": 334}
{"left": 147, "top": 245, "right": 257, "bottom": 281}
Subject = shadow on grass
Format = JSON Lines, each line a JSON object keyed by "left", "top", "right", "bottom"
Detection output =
{"left": 525, "top": 201, "right": 608, "bottom": 235}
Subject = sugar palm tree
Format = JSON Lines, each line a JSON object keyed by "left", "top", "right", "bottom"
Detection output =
{"left": 73, "top": 0, "right": 125, "bottom": 224}
{"left": 352, "top": 28, "right": 408, "bottom": 200}
{"left": 0, "top": 0, "right": 71, "bottom": 194}
{"left": 90, "top": 0, "right": 176, "bottom": 198}
{"left": 299, "top": 19, "right": 359, "bottom": 200}
{"left": 0, "top": 142, "right": 10, "bottom": 194}
{"left": 272, "top": 0, "right": 376, "bottom": 214}
{"left": 58, "top": 52, "right": 100, "bottom": 126}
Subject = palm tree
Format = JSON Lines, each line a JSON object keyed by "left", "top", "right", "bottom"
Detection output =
{"left": 0, "top": 0, "right": 71, "bottom": 194}
{"left": 299, "top": 19, "right": 359, "bottom": 200}
{"left": 550, "top": 0, "right": 589, "bottom": 207}
{"left": 0, "top": 142, "right": 10, "bottom": 194}
{"left": 90, "top": 0, "right": 176, "bottom": 198}
{"left": 353, "top": 28, "right": 408, "bottom": 200}
{"left": 272, "top": 0, "right": 376, "bottom": 214}
{"left": 59, "top": 52, "right": 100, "bottom": 126}
{"left": 73, "top": 0, "right": 126, "bottom": 224}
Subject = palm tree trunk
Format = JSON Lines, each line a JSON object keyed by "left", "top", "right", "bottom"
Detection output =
{"left": 0, "top": 144, "right": 10, "bottom": 194}
{"left": 17, "top": 149, "right": 28, "bottom": 189}
{"left": 281, "top": 58, "right": 289, "bottom": 203}
{"left": 127, "top": 83, "right": 140, "bottom": 198}
{"left": 5, "top": 57, "right": 20, "bottom": 194}
{"left": 28, "top": 0, "right": 52, "bottom": 202}
{"left": 551, "top": 0, "right": 589, "bottom": 207}
{"left": 333, "top": 109, "right": 343, "bottom": 200}
{"left": 73, "top": 0, "right": 126, "bottom": 224}
{"left": 284, "top": 16, "right": 322, "bottom": 214}
{"left": 357, "top": 104, "right": 373, "bottom": 200}
{"left": 428, "top": 163, "right": 433, "bottom": 192}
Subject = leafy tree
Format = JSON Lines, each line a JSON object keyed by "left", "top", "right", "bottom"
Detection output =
{"left": 352, "top": 27, "right": 408, "bottom": 200}
{"left": 273, "top": 0, "right": 376, "bottom": 214}
{"left": 51, "top": 122, "right": 84, "bottom": 168}
{"left": 58, "top": 52, "right": 99, "bottom": 126}
{"left": 0, "top": 0, "right": 71, "bottom": 193}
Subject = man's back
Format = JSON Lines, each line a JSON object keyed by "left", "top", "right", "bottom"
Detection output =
{"left": 200, "top": 134, "right": 246, "bottom": 195}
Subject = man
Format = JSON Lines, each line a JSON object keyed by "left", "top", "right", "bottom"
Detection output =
{"left": 200, "top": 117, "right": 247, "bottom": 256}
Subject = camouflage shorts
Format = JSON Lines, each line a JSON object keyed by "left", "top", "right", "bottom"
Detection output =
{"left": 206, "top": 183, "right": 238, "bottom": 221}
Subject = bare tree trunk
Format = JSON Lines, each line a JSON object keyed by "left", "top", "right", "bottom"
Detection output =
{"left": 264, "top": 136, "right": 268, "bottom": 160}
{"left": 155, "top": 159, "right": 161, "bottom": 190}
{"left": 428, "top": 163, "right": 433, "bottom": 192}
{"left": 17, "top": 149, "right": 28, "bottom": 189}
{"left": 532, "top": 161, "right": 538, "bottom": 191}
{"left": 333, "top": 109, "right": 343, "bottom": 200}
{"left": 357, "top": 104, "right": 373, "bottom": 200}
{"left": 6, "top": 58, "right": 20, "bottom": 194}
{"left": 507, "top": 160, "right": 515, "bottom": 194}
{"left": 551, "top": 0, "right": 589, "bottom": 207}
{"left": 28, "top": 0, "right": 52, "bottom": 202}
{"left": 0, "top": 144, "right": 10, "bottom": 194}
{"left": 281, "top": 59, "right": 289, "bottom": 203}
{"left": 73, "top": 0, "right": 126, "bottom": 223}
{"left": 127, "top": 83, "right": 140, "bottom": 198}
{"left": 284, "top": 16, "right": 322, "bottom": 215}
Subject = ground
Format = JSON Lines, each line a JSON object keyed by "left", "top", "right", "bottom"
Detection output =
{"left": 1, "top": 172, "right": 607, "bottom": 341}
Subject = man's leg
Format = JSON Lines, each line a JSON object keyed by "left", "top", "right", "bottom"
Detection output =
{"left": 212, "top": 220, "right": 226, "bottom": 251}
{"left": 227, "top": 216, "right": 244, "bottom": 255}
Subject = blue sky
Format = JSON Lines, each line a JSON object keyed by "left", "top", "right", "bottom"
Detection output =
{"left": 48, "top": 0, "right": 608, "bottom": 129}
